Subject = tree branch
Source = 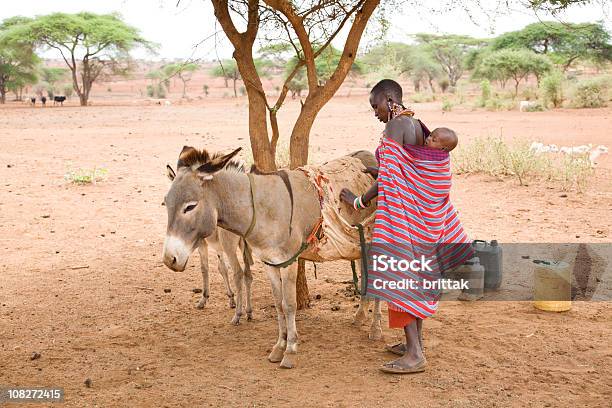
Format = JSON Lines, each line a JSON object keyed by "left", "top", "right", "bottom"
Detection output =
{"left": 211, "top": 0, "right": 242, "bottom": 46}
{"left": 316, "top": 0, "right": 378, "bottom": 102}
{"left": 264, "top": 0, "right": 318, "bottom": 91}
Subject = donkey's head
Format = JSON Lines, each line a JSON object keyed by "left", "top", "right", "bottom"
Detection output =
{"left": 162, "top": 145, "right": 241, "bottom": 271}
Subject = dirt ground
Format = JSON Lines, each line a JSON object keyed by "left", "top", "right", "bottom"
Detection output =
{"left": 0, "top": 96, "right": 611, "bottom": 407}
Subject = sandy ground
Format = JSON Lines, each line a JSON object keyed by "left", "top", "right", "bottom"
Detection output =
{"left": 0, "top": 96, "right": 611, "bottom": 407}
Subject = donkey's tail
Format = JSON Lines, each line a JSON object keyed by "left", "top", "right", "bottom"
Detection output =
{"left": 240, "top": 238, "right": 254, "bottom": 267}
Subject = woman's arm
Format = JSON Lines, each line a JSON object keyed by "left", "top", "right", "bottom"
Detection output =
{"left": 362, "top": 181, "right": 378, "bottom": 204}
{"left": 364, "top": 166, "right": 378, "bottom": 179}
{"left": 340, "top": 181, "right": 378, "bottom": 209}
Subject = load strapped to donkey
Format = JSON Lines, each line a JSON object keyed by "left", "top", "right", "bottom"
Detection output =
{"left": 295, "top": 151, "right": 377, "bottom": 293}
{"left": 299, "top": 151, "right": 376, "bottom": 260}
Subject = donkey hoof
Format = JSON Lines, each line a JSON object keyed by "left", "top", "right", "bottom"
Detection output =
{"left": 352, "top": 311, "right": 367, "bottom": 326}
{"left": 247, "top": 312, "right": 253, "bottom": 321}
{"left": 230, "top": 314, "right": 241, "bottom": 325}
{"left": 228, "top": 298, "right": 236, "bottom": 309}
{"left": 369, "top": 328, "right": 383, "bottom": 341}
{"left": 280, "top": 353, "right": 297, "bottom": 369}
{"left": 196, "top": 298, "right": 207, "bottom": 309}
{"left": 268, "top": 345, "right": 285, "bottom": 363}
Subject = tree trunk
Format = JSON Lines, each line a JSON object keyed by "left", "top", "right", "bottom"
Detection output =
{"left": 289, "top": 103, "right": 319, "bottom": 168}
{"left": 233, "top": 43, "right": 276, "bottom": 172}
{"left": 296, "top": 259, "right": 310, "bottom": 309}
{"left": 232, "top": 78, "right": 237, "bottom": 98}
{"left": 514, "top": 79, "right": 520, "bottom": 98}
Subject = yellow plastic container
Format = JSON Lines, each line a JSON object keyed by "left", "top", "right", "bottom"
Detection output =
{"left": 533, "top": 260, "right": 571, "bottom": 312}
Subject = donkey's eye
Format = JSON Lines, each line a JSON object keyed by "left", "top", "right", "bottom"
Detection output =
{"left": 183, "top": 203, "right": 197, "bottom": 214}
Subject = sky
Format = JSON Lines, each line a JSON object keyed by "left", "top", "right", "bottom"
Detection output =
{"left": 1, "top": 0, "right": 609, "bottom": 61}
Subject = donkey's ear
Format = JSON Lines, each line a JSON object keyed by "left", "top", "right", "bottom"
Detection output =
{"left": 180, "top": 145, "right": 195, "bottom": 157}
{"left": 177, "top": 146, "right": 197, "bottom": 168}
{"left": 195, "top": 147, "right": 242, "bottom": 180}
{"left": 166, "top": 164, "right": 176, "bottom": 181}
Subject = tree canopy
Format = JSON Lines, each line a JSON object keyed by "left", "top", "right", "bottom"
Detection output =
{"left": 0, "top": 17, "right": 39, "bottom": 103}
{"left": 477, "top": 49, "right": 553, "bottom": 96}
{"left": 163, "top": 62, "right": 199, "bottom": 98}
{"left": 4, "top": 12, "right": 154, "bottom": 105}
{"left": 415, "top": 34, "right": 488, "bottom": 87}
{"left": 491, "top": 21, "right": 612, "bottom": 70}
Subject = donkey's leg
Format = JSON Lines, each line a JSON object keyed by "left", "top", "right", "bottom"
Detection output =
{"left": 369, "top": 298, "right": 383, "bottom": 340}
{"left": 227, "top": 250, "right": 244, "bottom": 325}
{"left": 352, "top": 261, "right": 368, "bottom": 326}
{"left": 196, "top": 241, "right": 210, "bottom": 309}
{"left": 280, "top": 263, "right": 299, "bottom": 369}
{"left": 244, "top": 257, "right": 254, "bottom": 321}
{"left": 217, "top": 253, "right": 236, "bottom": 309}
{"left": 266, "top": 265, "right": 287, "bottom": 363}
{"left": 353, "top": 296, "right": 369, "bottom": 326}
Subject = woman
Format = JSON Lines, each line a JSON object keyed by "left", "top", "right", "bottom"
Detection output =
{"left": 340, "top": 79, "right": 472, "bottom": 374}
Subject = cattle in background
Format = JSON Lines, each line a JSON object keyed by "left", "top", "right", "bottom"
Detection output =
{"left": 53, "top": 96, "right": 66, "bottom": 106}
{"left": 41, "top": 96, "right": 47, "bottom": 106}
{"left": 30, "top": 97, "right": 36, "bottom": 106}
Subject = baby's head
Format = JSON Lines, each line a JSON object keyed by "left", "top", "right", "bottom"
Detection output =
{"left": 425, "top": 127, "right": 458, "bottom": 152}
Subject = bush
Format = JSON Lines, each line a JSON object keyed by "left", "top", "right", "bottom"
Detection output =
{"left": 485, "top": 97, "right": 502, "bottom": 111}
{"left": 541, "top": 72, "right": 564, "bottom": 108}
{"left": 156, "top": 84, "right": 166, "bottom": 99}
{"left": 571, "top": 79, "right": 606, "bottom": 108}
{"left": 63, "top": 85, "right": 73, "bottom": 98}
{"left": 557, "top": 154, "right": 593, "bottom": 192}
{"left": 147, "top": 83, "right": 166, "bottom": 98}
{"left": 438, "top": 78, "right": 450, "bottom": 93}
{"left": 452, "top": 136, "right": 594, "bottom": 190}
{"left": 521, "top": 86, "right": 538, "bottom": 101}
{"left": 410, "top": 93, "right": 433, "bottom": 103}
{"left": 479, "top": 80, "right": 491, "bottom": 107}
{"left": 442, "top": 98, "right": 453, "bottom": 112}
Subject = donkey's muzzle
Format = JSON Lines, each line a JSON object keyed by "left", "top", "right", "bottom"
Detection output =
{"left": 163, "top": 235, "right": 190, "bottom": 271}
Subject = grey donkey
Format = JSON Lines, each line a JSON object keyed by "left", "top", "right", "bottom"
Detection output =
{"left": 166, "top": 160, "right": 254, "bottom": 325}
{"left": 162, "top": 146, "right": 382, "bottom": 369}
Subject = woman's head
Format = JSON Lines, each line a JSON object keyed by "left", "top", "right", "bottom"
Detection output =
{"left": 369, "top": 79, "right": 403, "bottom": 123}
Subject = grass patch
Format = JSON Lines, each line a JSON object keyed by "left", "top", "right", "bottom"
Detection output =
{"left": 452, "top": 136, "right": 593, "bottom": 191}
{"left": 64, "top": 166, "right": 108, "bottom": 184}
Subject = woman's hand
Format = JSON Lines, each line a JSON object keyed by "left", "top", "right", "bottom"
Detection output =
{"left": 340, "top": 188, "right": 358, "bottom": 208}
{"left": 363, "top": 166, "right": 379, "bottom": 179}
